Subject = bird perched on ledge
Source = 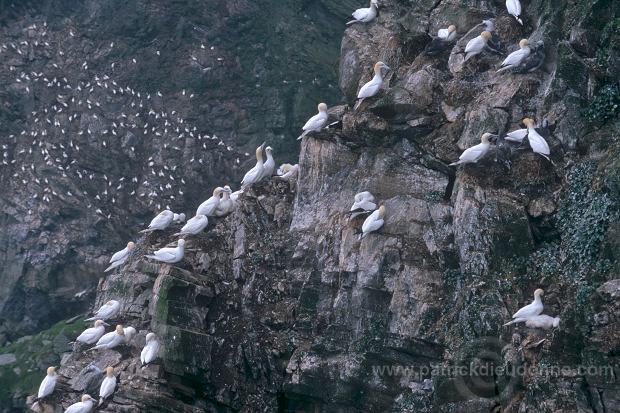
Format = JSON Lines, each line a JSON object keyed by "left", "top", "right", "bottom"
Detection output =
{"left": 346, "top": 0, "right": 378, "bottom": 25}
{"left": 425, "top": 25, "right": 457, "bottom": 55}
{"left": 361, "top": 205, "right": 385, "bottom": 239}
{"left": 497, "top": 39, "right": 531, "bottom": 73}
{"left": 298, "top": 103, "right": 328, "bottom": 140}
{"left": 464, "top": 31, "right": 492, "bottom": 61}
{"left": 504, "top": 289, "right": 544, "bottom": 325}
{"left": 354, "top": 61, "right": 390, "bottom": 110}
{"left": 449, "top": 133, "right": 497, "bottom": 166}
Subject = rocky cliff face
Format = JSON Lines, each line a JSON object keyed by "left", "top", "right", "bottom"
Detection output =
{"left": 2, "top": 0, "right": 620, "bottom": 412}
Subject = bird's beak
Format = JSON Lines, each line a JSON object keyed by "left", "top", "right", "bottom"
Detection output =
{"left": 102, "top": 322, "right": 110, "bottom": 326}
{"left": 383, "top": 64, "right": 391, "bottom": 71}
{"left": 260, "top": 142, "right": 266, "bottom": 150}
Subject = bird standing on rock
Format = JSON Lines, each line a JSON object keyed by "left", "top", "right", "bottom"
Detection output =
{"left": 64, "top": 394, "right": 95, "bottom": 413}
{"left": 354, "top": 61, "right": 390, "bottom": 110}
{"left": 196, "top": 187, "right": 224, "bottom": 217}
{"left": 361, "top": 205, "right": 386, "bottom": 239}
{"left": 258, "top": 146, "right": 275, "bottom": 180}
{"left": 98, "top": 367, "right": 116, "bottom": 406}
{"left": 525, "top": 315, "right": 560, "bottom": 329}
{"left": 464, "top": 31, "right": 492, "bottom": 61}
{"left": 215, "top": 186, "right": 234, "bottom": 217}
{"left": 497, "top": 39, "right": 531, "bottom": 73}
{"left": 141, "top": 332, "right": 161, "bottom": 366}
{"left": 348, "top": 191, "right": 377, "bottom": 219}
{"left": 173, "top": 214, "right": 208, "bottom": 236}
{"left": 523, "top": 118, "right": 551, "bottom": 159}
{"left": 297, "top": 103, "right": 328, "bottom": 140}
{"left": 104, "top": 241, "right": 135, "bottom": 272}
{"left": 76, "top": 320, "right": 108, "bottom": 344}
{"left": 241, "top": 144, "right": 266, "bottom": 188}
{"left": 140, "top": 210, "right": 174, "bottom": 233}
{"left": 346, "top": 0, "right": 378, "bottom": 25}
{"left": 90, "top": 325, "right": 126, "bottom": 350}
{"left": 425, "top": 25, "right": 457, "bottom": 55}
{"left": 37, "top": 366, "right": 57, "bottom": 400}
{"left": 86, "top": 300, "right": 120, "bottom": 321}
{"left": 504, "top": 289, "right": 544, "bottom": 325}
{"left": 449, "top": 133, "right": 496, "bottom": 166}
{"left": 146, "top": 239, "right": 185, "bottom": 263}
{"left": 513, "top": 41, "right": 545, "bottom": 73}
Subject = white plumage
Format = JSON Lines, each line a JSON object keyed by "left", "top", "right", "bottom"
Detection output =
{"left": 140, "top": 210, "right": 174, "bottom": 233}
{"left": 504, "top": 128, "right": 528, "bottom": 143}
{"left": 86, "top": 300, "right": 120, "bottom": 321}
{"left": 355, "top": 62, "right": 390, "bottom": 110}
{"left": 104, "top": 241, "right": 135, "bottom": 272}
{"left": 349, "top": 191, "right": 377, "bottom": 219}
{"left": 437, "top": 25, "right": 457, "bottom": 41}
{"left": 241, "top": 144, "right": 265, "bottom": 188}
{"left": 523, "top": 118, "right": 550, "bottom": 159}
{"left": 196, "top": 187, "right": 224, "bottom": 217}
{"left": 497, "top": 39, "right": 530, "bottom": 73}
{"left": 525, "top": 315, "right": 560, "bottom": 329}
{"left": 76, "top": 320, "right": 107, "bottom": 344}
{"left": 298, "top": 103, "right": 328, "bottom": 140}
{"left": 449, "top": 133, "right": 494, "bottom": 166}
{"left": 141, "top": 332, "right": 161, "bottom": 365}
{"left": 506, "top": 0, "right": 523, "bottom": 24}
{"left": 276, "top": 163, "right": 299, "bottom": 180}
{"left": 145, "top": 239, "right": 185, "bottom": 263}
{"left": 37, "top": 367, "right": 57, "bottom": 399}
{"left": 361, "top": 205, "right": 386, "bottom": 238}
{"left": 504, "top": 289, "right": 544, "bottom": 326}
{"left": 91, "top": 325, "right": 125, "bottom": 350}
{"left": 174, "top": 215, "right": 208, "bottom": 236}
{"left": 98, "top": 368, "right": 116, "bottom": 406}
{"left": 464, "top": 31, "right": 491, "bottom": 61}
{"left": 215, "top": 187, "right": 234, "bottom": 217}
{"left": 258, "top": 146, "right": 275, "bottom": 180}
{"left": 64, "top": 395, "right": 95, "bottom": 413}
{"left": 346, "top": 0, "right": 378, "bottom": 25}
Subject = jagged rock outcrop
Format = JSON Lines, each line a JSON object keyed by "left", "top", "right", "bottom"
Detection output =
{"left": 2, "top": 0, "right": 620, "bottom": 412}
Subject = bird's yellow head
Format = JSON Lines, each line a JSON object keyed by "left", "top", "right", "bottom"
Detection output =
{"left": 481, "top": 31, "right": 492, "bottom": 40}
{"left": 105, "top": 300, "right": 113, "bottom": 305}
{"left": 519, "top": 39, "right": 529, "bottom": 48}
{"left": 94, "top": 320, "right": 105, "bottom": 327}
{"left": 81, "top": 395, "right": 93, "bottom": 402}
{"left": 534, "top": 288, "right": 544, "bottom": 297}
{"left": 105, "top": 366, "right": 114, "bottom": 376}
{"left": 214, "top": 186, "right": 225, "bottom": 195}
{"left": 146, "top": 332, "right": 156, "bottom": 342}
{"left": 481, "top": 132, "right": 494, "bottom": 142}
{"left": 378, "top": 205, "right": 386, "bottom": 217}
{"left": 46, "top": 366, "right": 56, "bottom": 375}
{"left": 116, "top": 325, "right": 125, "bottom": 335}
{"left": 127, "top": 241, "right": 135, "bottom": 249}
{"left": 448, "top": 25, "right": 456, "bottom": 33}
{"left": 522, "top": 117, "right": 535, "bottom": 127}
{"left": 318, "top": 102, "right": 327, "bottom": 112}
{"left": 374, "top": 61, "right": 389, "bottom": 74}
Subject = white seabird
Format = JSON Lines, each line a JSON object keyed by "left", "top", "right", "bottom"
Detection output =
{"left": 346, "top": 0, "right": 378, "bottom": 25}
{"left": 37, "top": 366, "right": 57, "bottom": 399}
{"left": 425, "top": 25, "right": 457, "bottom": 55}
{"left": 349, "top": 191, "right": 377, "bottom": 219}
{"left": 449, "top": 132, "right": 496, "bottom": 166}
{"left": 215, "top": 186, "right": 234, "bottom": 217}
{"left": 76, "top": 320, "right": 108, "bottom": 344}
{"left": 437, "top": 25, "right": 457, "bottom": 41}
{"left": 104, "top": 241, "right": 135, "bottom": 272}
{"left": 90, "top": 325, "right": 126, "bottom": 350}
{"left": 523, "top": 118, "right": 550, "bottom": 159}
{"left": 464, "top": 31, "right": 492, "bottom": 61}
{"left": 98, "top": 367, "right": 116, "bottom": 406}
{"left": 276, "top": 163, "right": 299, "bottom": 180}
{"left": 497, "top": 39, "right": 530, "bottom": 73}
{"left": 258, "top": 146, "right": 275, "bottom": 180}
{"left": 506, "top": 0, "right": 523, "bottom": 25}
{"left": 504, "top": 127, "right": 528, "bottom": 143}
{"left": 140, "top": 210, "right": 174, "bottom": 233}
{"left": 525, "top": 315, "right": 560, "bottom": 330}
{"left": 86, "top": 300, "right": 120, "bottom": 321}
{"left": 354, "top": 61, "right": 390, "bottom": 110}
{"left": 503, "top": 289, "right": 544, "bottom": 325}
{"left": 360, "top": 205, "right": 386, "bottom": 239}
{"left": 173, "top": 213, "right": 186, "bottom": 223}
{"left": 64, "top": 395, "right": 95, "bottom": 413}
{"left": 241, "top": 144, "right": 266, "bottom": 188}
{"left": 173, "top": 215, "right": 208, "bottom": 236}
{"left": 196, "top": 187, "right": 224, "bottom": 217}
{"left": 141, "top": 332, "right": 161, "bottom": 366}
{"left": 297, "top": 103, "right": 328, "bottom": 140}
{"left": 230, "top": 189, "right": 244, "bottom": 207}
{"left": 145, "top": 239, "right": 185, "bottom": 264}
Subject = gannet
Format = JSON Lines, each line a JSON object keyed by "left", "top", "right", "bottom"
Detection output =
{"left": 258, "top": 146, "right": 275, "bottom": 180}
{"left": 215, "top": 187, "right": 234, "bottom": 217}
{"left": 506, "top": 0, "right": 523, "bottom": 25}
{"left": 37, "top": 366, "right": 57, "bottom": 399}
{"left": 297, "top": 103, "right": 328, "bottom": 140}
{"left": 145, "top": 239, "right": 185, "bottom": 263}
{"left": 504, "top": 127, "right": 528, "bottom": 143}
{"left": 141, "top": 332, "right": 161, "bottom": 366}
{"left": 348, "top": 191, "right": 377, "bottom": 219}
{"left": 464, "top": 31, "right": 492, "bottom": 61}
{"left": 449, "top": 133, "right": 496, "bottom": 166}
{"left": 425, "top": 25, "right": 457, "bottom": 55}
{"left": 173, "top": 214, "right": 208, "bottom": 236}
{"left": 86, "top": 300, "right": 120, "bottom": 321}
{"left": 104, "top": 241, "right": 135, "bottom": 272}
{"left": 241, "top": 143, "right": 266, "bottom": 188}
{"left": 513, "top": 41, "right": 545, "bottom": 73}
{"left": 196, "top": 187, "right": 224, "bottom": 216}
{"left": 497, "top": 39, "right": 530, "bottom": 73}
{"left": 346, "top": 0, "right": 378, "bottom": 25}
{"left": 523, "top": 118, "right": 550, "bottom": 159}
{"left": 276, "top": 163, "right": 299, "bottom": 180}
{"left": 76, "top": 320, "right": 108, "bottom": 344}
{"left": 140, "top": 210, "right": 174, "bottom": 233}
{"left": 525, "top": 315, "right": 560, "bottom": 330}
{"left": 91, "top": 325, "right": 125, "bottom": 350}
{"left": 230, "top": 189, "right": 244, "bottom": 207}
{"left": 173, "top": 213, "right": 186, "bottom": 223}
{"left": 98, "top": 367, "right": 116, "bottom": 406}
{"left": 123, "top": 326, "right": 137, "bottom": 343}
{"left": 64, "top": 395, "right": 95, "bottom": 413}
{"left": 360, "top": 205, "right": 386, "bottom": 239}
{"left": 503, "top": 289, "right": 544, "bottom": 325}
{"left": 354, "top": 62, "right": 390, "bottom": 110}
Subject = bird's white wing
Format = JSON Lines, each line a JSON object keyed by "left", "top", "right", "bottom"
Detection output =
{"left": 464, "top": 36, "right": 484, "bottom": 54}
{"left": 500, "top": 48, "right": 529, "bottom": 67}
{"left": 95, "top": 303, "right": 114, "bottom": 318}
{"left": 241, "top": 164, "right": 263, "bottom": 186}
{"left": 351, "top": 7, "right": 369, "bottom": 20}
{"left": 64, "top": 402, "right": 85, "bottom": 413}
{"left": 362, "top": 210, "right": 381, "bottom": 233}
{"left": 141, "top": 340, "right": 160, "bottom": 364}
{"left": 109, "top": 247, "right": 128, "bottom": 263}
{"left": 505, "top": 128, "right": 528, "bottom": 142}
{"left": 95, "top": 331, "right": 116, "bottom": 347}
{"left": 99, "top": 377, "right": 116, "bottom": 398}
{"left": 363, "top": 218, "right": 384, "bottom": 234}
{"left": 38, "top": 375, "right": 56, "bottom": 398}
{"left": 459, "top": 143, "right": 486, "bottom": 162}
{"left": 148, "top": 212, "right": 170, "bottom": 229}
{"left": 77, "top": 326, "right": 102, "bottom": 344}
{"left": 196, "top": 197, "right": 218, "bottom": 216}
{"left": 437, "top": 28, "right": 449, "bottom": 39}
{"left": 506, "top": 0, "right": 521, "bottom": 16}
{"left": 352, "top": 200, "right": 377, "bottom": 211}
{"left": 302, "top": 113, "right": 325, "bottom": 132}
{"left": 153, "top": 248, "right": 177, "bottom": 261}
{"left": 357, "top": 78, "right": 381, "bottom": 99}
{"left": 181, "top": 217, "right": 207, "bottom": 234}
{"left": 512, "top": 301, "right": 543, "bottom": 319}
{"left": 527, "top": 131, "right": 550, "bottom": 155}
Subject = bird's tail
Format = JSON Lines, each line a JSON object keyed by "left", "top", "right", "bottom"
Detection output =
{"left": 104, "top": 261, "right": 121, "bottom": 272}
{"left": 84, "top": 316, "right": 96, "bottom": 321}
{"left": 463, "top": 52, "right": 473, "bottom": 62}
{"left": 496, "top": 65, "right": 511, "bottom": 74}
{"left": 346, "top": 20, "right": 357, "bottom": 25}
{"left": 172, "top": 232, "right": 183, "bottom": 237}
{"left": 99, "top": 398, "right": 104, "bottom": 407}
{"left": 449, "top": 160, "right": 462, "bottom": 166}
{"left": 139, "top": 228, "right": 152, "bottom": 234}
{"left": 353, "top": 98, "right": 364, "bottom": 111}
{"left": 503, "top": 317, "right": 526, "bottom": 326}
{"left": 296, "top": 130, "right": 308, "bottom": 141}
{"left": 516, "top": 17, "right": 523, "bottom": 25}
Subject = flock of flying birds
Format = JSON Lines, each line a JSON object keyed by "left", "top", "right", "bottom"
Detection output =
{"left": 19, "top": 0, "right": 562, "bottom": 410}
